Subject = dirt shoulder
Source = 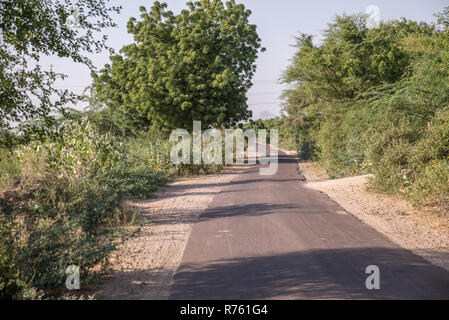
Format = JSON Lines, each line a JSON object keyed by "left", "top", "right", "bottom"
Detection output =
{"left": 296, "top": 158, "right": 449, "bottom": 272}
{"left": 95, "top": 166, "right": 246, "bottom": 300}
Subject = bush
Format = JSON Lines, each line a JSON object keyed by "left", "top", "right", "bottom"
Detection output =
{"left": 0, "top": 117, "right": 228, "bottom": 299}
{"left": 364, "top": 52, "right": 449, "bottom": 203}
{"left": 0, "top": 148, "right": 21, "bottom": 190}
{"left": 0, "top": 121, "right": 172, "bottom": 299}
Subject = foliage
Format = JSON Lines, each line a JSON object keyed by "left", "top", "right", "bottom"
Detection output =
{"left": 0, "top": 0, "right": 121, "bottom": 132}
{"left": 281, "top": 8, "right": 449, "bottom": 208}
{"left": 0, "top": 121, "right": 172, "bottom": 299}
{"left": 0, "top": 0, "right": 256, "bottom": 300}
{"left": 243, "top": 117, "right": 299, "bottom": 151}
{"left": 0, "top": 115, "right": 229, "bottom": 299}
{"left": 92, "top": 0, "right": 264, "bottom": 131}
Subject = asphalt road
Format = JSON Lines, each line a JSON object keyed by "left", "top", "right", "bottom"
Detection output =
{"left": 169, "top": 151, "right": 449, "bottom": 299}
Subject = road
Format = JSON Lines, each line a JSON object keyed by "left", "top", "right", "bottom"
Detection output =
{"left": 169, "top": 151, "right": 449, "bottom": 299}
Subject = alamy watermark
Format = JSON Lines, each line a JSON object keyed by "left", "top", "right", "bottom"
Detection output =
{"left": 365, "top": 265, "right": 380, "bottom": 290}
{"left": 65, "top": 5, "right": 81, "bottom": 31}
{"left": 65, "top": 265, "right": 80, "bottom": 290}
{"left": 365, "top": 5, "right": 381, "bottom": 29}
{"left": 169, "top": 121, "right": 279, "bottom": 175}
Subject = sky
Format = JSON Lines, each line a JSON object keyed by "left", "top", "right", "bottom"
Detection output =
{"left": 44, "top": 0, "right": 448, "bottom": 120}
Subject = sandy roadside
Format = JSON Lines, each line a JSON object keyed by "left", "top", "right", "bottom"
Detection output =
{"left": 96, "top": 166, "right": 246, "bottom": 299}
{"left": 294, "top": 157, "right": 449, "bottom": 272}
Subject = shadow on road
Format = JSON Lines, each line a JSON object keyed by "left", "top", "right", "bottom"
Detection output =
{"left": 169, "top": 247, "right": 449, "bottom": 300}
{"left": 199, "top": 203, "right": 303, "bottom": 220}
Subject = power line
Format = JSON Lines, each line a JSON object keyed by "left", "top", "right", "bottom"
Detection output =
{"left": 247, "top": 91, "right": 283, "bottom": 96}
{"left": 249, "top": 102, "right": 281, "bottom": 106}
{"left": 54, "top": 86, "right": 88, "bottom": 88}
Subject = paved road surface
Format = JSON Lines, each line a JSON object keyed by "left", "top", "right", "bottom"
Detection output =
{"left": 169, "top": 151, "right": 449, "bottom": 299}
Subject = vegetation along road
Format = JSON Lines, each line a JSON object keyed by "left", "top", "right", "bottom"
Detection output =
{"left": 1, "top": 0, "right": 448, "bottom": 300}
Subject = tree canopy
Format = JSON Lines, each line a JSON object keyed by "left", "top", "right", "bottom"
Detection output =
{"left": 0, "top": 0, "right": 121, "bottom": 130}
{"left": 281, "top": 14, "right": 440, "bottom": 133}
{"left": 92, "top": 0, "right": 264, "bottom": 131}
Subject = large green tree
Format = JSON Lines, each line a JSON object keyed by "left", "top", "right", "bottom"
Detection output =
{"left": 0, "top": 0, "right": 121, "bottom": 131}
{"left": 93, "top": 0, "right": 264, "bottom": 131}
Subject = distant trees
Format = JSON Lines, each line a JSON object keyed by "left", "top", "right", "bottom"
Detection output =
{"left": 92, "top": 0, "right": 264, "bottom": 131}
{"left": 0, "top": 0, "right": 121, "bottom": 132}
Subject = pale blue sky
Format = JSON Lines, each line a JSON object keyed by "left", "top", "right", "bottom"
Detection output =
{"left": 46, "top": 0, "right": 448, "bottom": 119}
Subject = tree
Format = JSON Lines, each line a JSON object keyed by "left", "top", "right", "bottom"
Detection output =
{"left": 92, "top": 0, "right": 264, "bottom": 131}
{"left": 280, "top": 13, "right": 440, "bottom": 167}
{"left": 0, "top": 0, "right": 121, "bottom": 131}
{"left": 280, "top": 14, "right": 438, "bottom": 131}
{"left": 281, "top": 15, "right": 436, "bottom": 105}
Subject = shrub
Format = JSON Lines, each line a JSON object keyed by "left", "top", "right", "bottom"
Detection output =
{"left": 281, "top": 10, "right": 449, "bottom": 210}
{"left": 0, "top": 148, "right": 21, "bottom": 190}
{"left": 0, "top": 121, "right": 171, "bottom": 299}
